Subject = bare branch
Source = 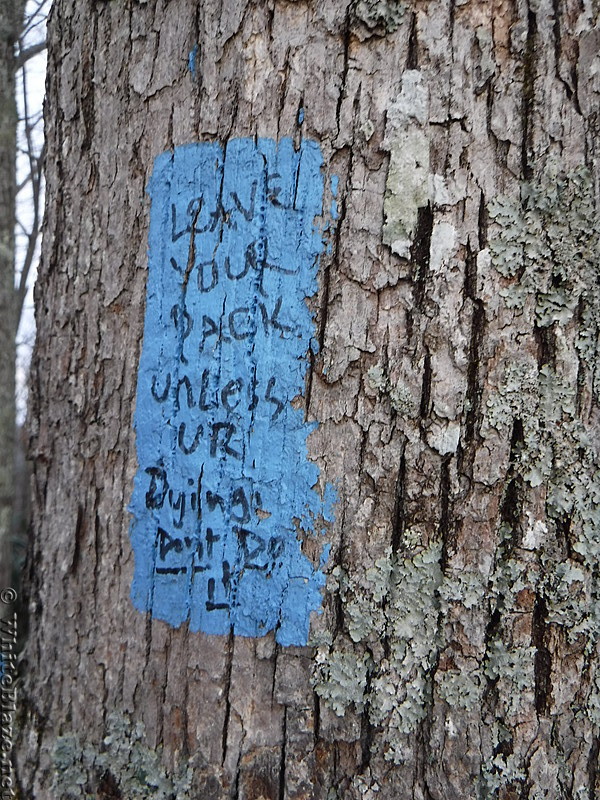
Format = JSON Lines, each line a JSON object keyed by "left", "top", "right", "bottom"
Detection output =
{"left": 15, "top": 218, "right": 29, "bottom": 237}
{"left": 15, "top": 40, "right": 46, "bottom": 70}
{"left": 20, "top": 0, "right": 50, "bottom": 40}
{"left": 16, "top": 175, "right": 31, "bottom": 194}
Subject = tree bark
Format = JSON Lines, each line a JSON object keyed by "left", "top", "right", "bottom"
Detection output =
{"left": 18, "top": 1, "right": 600, "bottom": 799}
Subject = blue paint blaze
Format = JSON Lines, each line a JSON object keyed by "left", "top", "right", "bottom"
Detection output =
{"left": 188, "top": 45, "right": 199, "bottom": 78}
{"left": 130, "top": 138, "right": 335, "bottom": 646}
{"left": 330, "top": 175, "right": 339, "bottom": 221}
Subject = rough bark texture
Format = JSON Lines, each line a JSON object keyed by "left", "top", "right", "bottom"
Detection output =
{"left": 0, "top": 1, "right": 24, "bottom": 597}
{"left": 18, "top": 1, "right": 600, "bottom": 798}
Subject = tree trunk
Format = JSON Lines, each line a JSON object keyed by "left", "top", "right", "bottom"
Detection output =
{"left": 18, "top": 1, "right": 600, "bottom": 798}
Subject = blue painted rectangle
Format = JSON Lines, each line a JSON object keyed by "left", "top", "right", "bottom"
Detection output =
{"left": 129, "top": 138, "right": 336, "bottom": 646}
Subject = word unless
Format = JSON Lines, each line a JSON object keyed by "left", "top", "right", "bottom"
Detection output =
{"left": 151, "top": 370, "right": 284, "bottom": 420}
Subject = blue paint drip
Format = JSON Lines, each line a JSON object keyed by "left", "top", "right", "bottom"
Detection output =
{"left": 297, "top": 107, "right": 305, "bottom": 125}
{"left": 330, "top": 175, "right": 339, "bottom": 221}
{"left": 188, "top": 45, "right": 199, "bottom": 78}
{"left": 319, "top": 542, "right": 331, "bottom": 569}
{"left": 130, "top": 138, "right": 337, "bottom": 646}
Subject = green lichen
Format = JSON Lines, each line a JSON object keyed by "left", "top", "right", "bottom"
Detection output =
{"left": 542, "top": 561, "right": 595, "bottom": 642}
{"left": 366, "top": 365, "right": 387, "bottom": 393}
{"left": 478, "top": 725, "right": 532, "bottom": 796}
{"left": 482, "top": 752, "right": 527, "bottom": 795}
{"left": 51, "top": 712, "right": 193, "bottom": 799}
{"left": 315, "top": 164, "right": 600, "bottom": 781}
{"left": 436, "top": 571, "right": 487, "bottom": 710}
{"left": 489, "top": 557, "right": 539, "bottom": 610}
{"left": 583, "top": 669, "right": 600, "bottom": 727}
{"left": 389, "top": 385, "right": 417, "bottom": 418}
{"left": 52, "top": 734, "right": 90, "bottom": 797}
{"left": 483, "top": 349, "right": 600, "bottom": 569}
{"left": 483, "top": 360, "right": 538, "bottom": 437}
{"left": 352, "top": 769, "right": 381, "bottom": 797}
{"left": 485, "top": 642, "right": 536, "bottom": 698}
{"left": 343, "top": 557, "right": 393, "bottom": 644}
{"left": 439, "top": 569, "right": 486, "bottom": 611}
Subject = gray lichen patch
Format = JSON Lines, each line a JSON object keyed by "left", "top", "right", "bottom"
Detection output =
{"left": 312, "top": 541, "right": 442, "bottom": 764}
{"left": 51, "top": 712, "right": 193, "bottom": 799}
{"left": 352, "top": 0, "right": 407, "bottom": 35}
{"left": 314, "top": 162, "right": 600, "bottom": 784}
{"left": 480, "top": 163, "right": 600, "bottom": 756}
{"left": 483, "top": 336, "right": 600, "bottom": 567}
{"left": 366, "top": 363, "right": 418, "bottom": 418}
{"left": 351, "top": 769, "right": 382, "bottom": 799}
{"left": 313, "top": 643, "right": 373, "bottom": 717}
{"left": 481, "top": 750, "right": 527, "bottom": 796}
{"left": 484, "top": 164, "right": 600, "bottom": 573}
{"left": 382, "top": 71, "right": 430, "bottom": 259}
{"left": 488, "top": 165, "right": 599, "bottom": 341}
{"left": 439, "top": 569, "right": 487, "bottom": 611}
{"left": 435, "top": 666, "right": 483, "bottom": 711}
{"left": 480, "top": 345, "right": 600, "bottom": 708}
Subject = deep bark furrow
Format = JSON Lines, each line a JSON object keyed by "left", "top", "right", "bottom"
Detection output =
{"left": 221, "top": 630, "right": 235, "bottom": 768}
{"left": 278, "top": 706, "right": 287, "bottom": 800}
{"left": 419, "top": 350, "right": 432, "bottom": 420}
{"left": 588, "top": 735, "right": 599, "bottom": 800}
{"left": 521, "top": 3, "right": 537, "bottom": 179}
{"left": 391, "top": 452, "right": 406, "bottom": 552}
{"left": 463, "top": 288, "right": 485, "bottom": 447}
{"left": 406, "top": 12, "right": 418, "bottom": 70}
{"left": 411, "top": 204, "right": 434, "bottom": 311}
{"left": 438, "top": 455, "right": 453, "bottom": 568}
{"left": 532, "top": 594, "right": 552, "bottom": 716}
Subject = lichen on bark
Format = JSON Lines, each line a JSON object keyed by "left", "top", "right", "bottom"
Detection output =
{"left": 313, "top": 540, "right": 443, "bottom": 764}
{"left": 51, "top": 712, "right": 194, "bottom": 799}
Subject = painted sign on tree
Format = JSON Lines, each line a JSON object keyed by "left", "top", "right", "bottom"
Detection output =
{"left": 130, "top": 138, "right": 336, "bottom": 645}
